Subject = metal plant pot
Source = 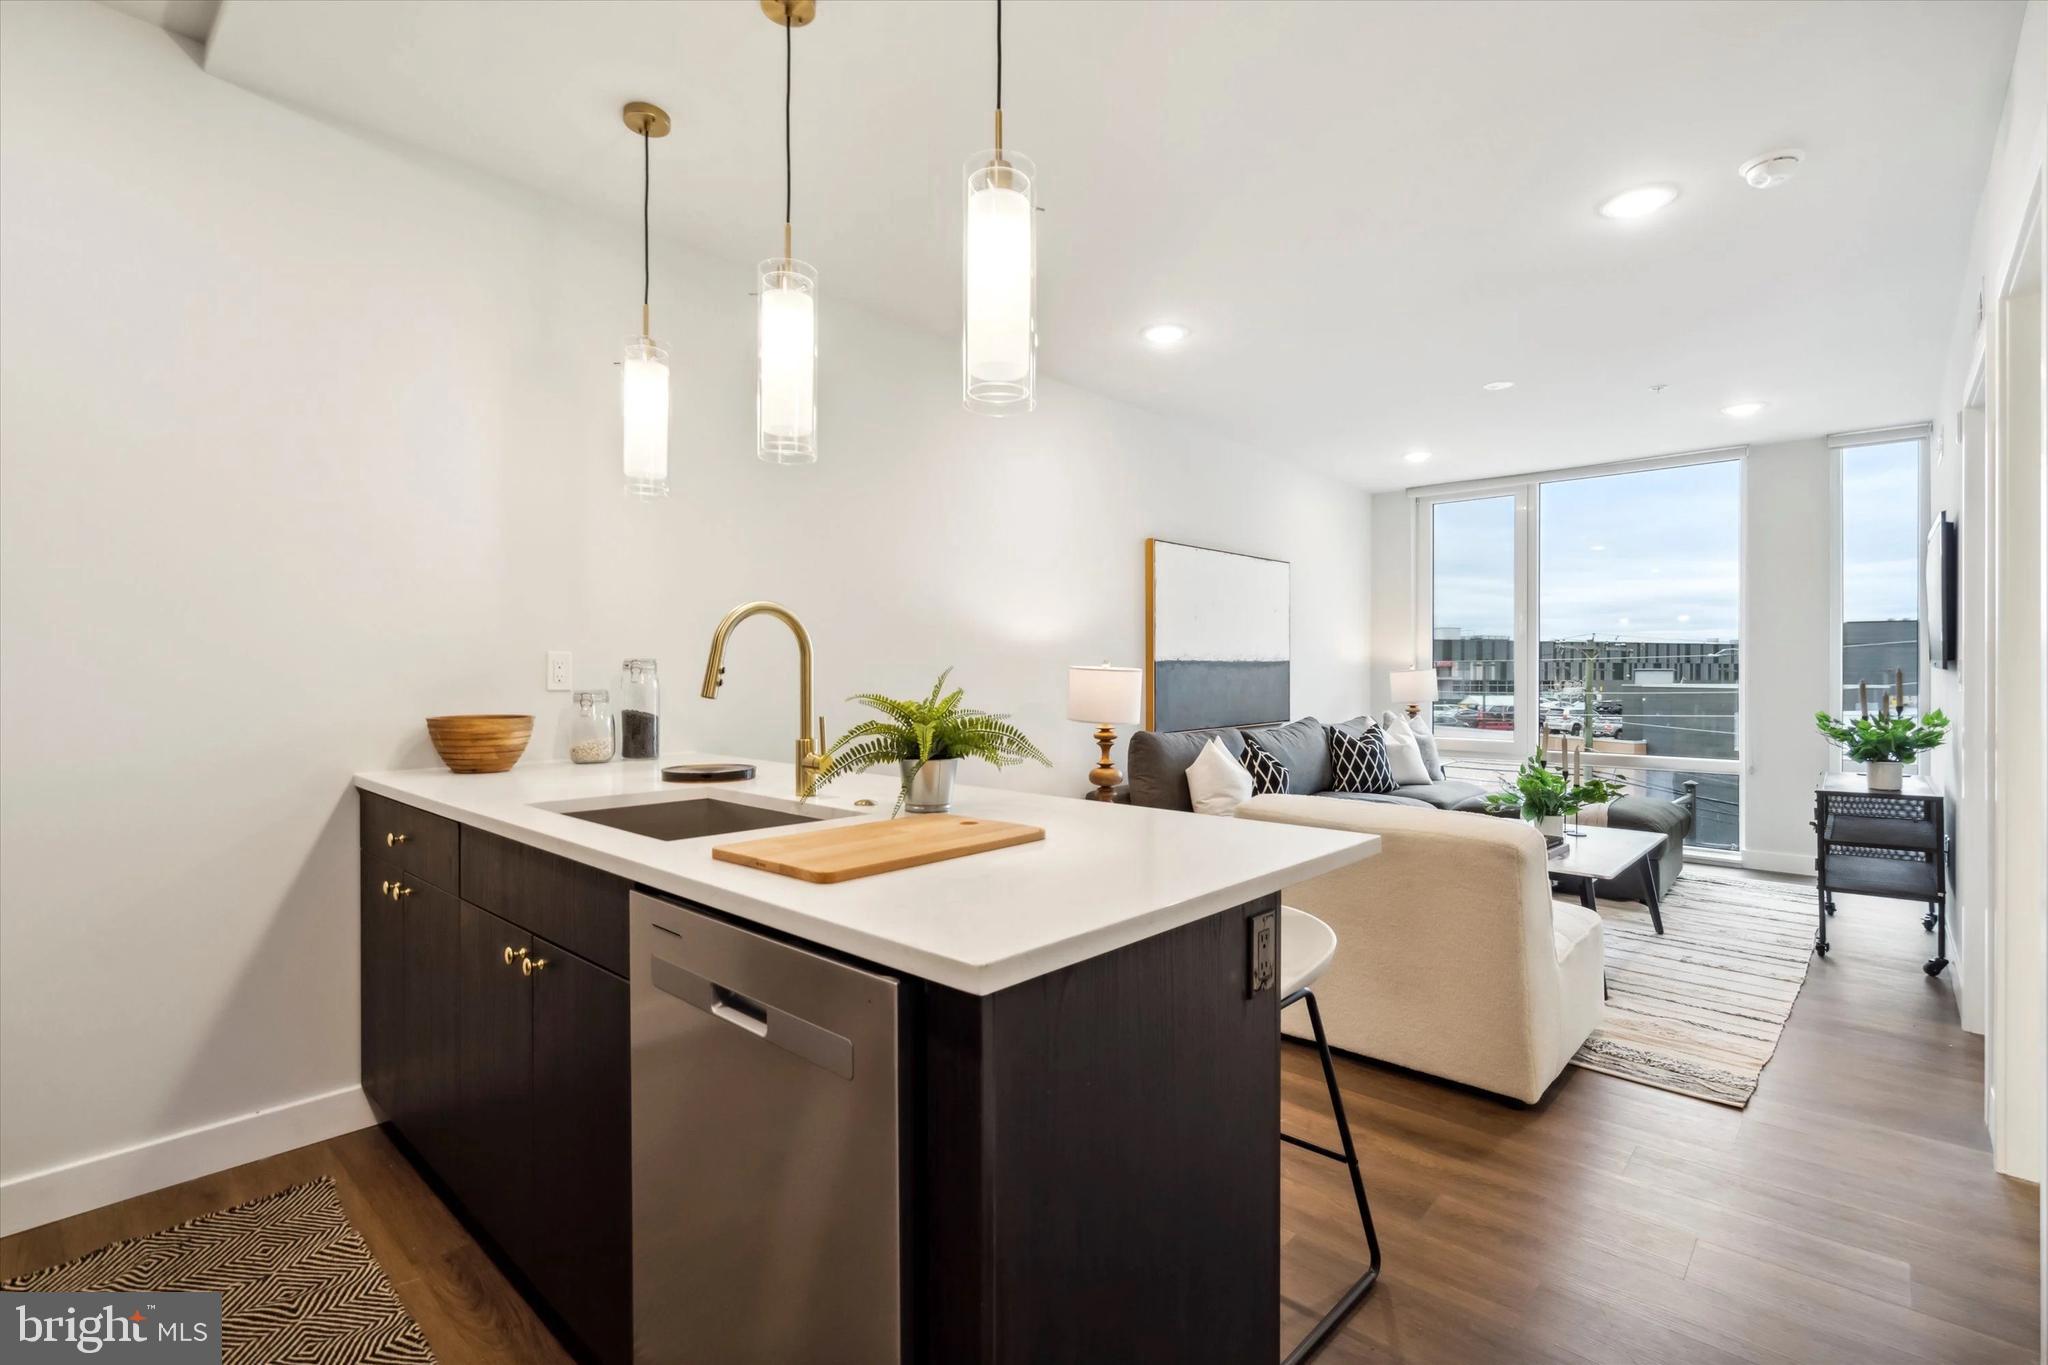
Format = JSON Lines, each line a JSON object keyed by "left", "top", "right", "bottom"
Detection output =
{"left": 1527, "top": 812, "right": 1566, "bottom": 838}
{"left": 1865, "top": 759, "right": 1904, "bottom": 791}
{"left": 901, "top": 757, "right": 959, "bottom": 814}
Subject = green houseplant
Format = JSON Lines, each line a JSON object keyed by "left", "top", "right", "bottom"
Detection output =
{"left": 1813, "top": 705, "right": 1949, "bottom": 792}
{"left": 1484, "top": 752, "right": 1623, "bottom": 837}
{"left": 821, "top": 669, "right": 1050, "bottom": 814}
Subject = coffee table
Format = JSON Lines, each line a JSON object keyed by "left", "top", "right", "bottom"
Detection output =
{"left": 1546, "top": 826, "right": 1668, "bottom": 933}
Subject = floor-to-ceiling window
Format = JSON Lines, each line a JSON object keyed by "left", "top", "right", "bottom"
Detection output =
{"left": 1429, "top": 495, "right": 1517, "bottom": 742}
{"left": 1836, "top": 438, "right": 1924, "bottom": 718}
{"left": 1417, "top": 453, "right": 1745, "bottom": 852}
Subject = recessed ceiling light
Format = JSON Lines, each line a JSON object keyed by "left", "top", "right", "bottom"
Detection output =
{"left": 1403, "top": 450, "right": 1432, "bottom": 464}
{"left": 1721, "top": 401, "right": 1766, "bottom": 418}
{"left": 1140, "top": 322, "right": 1189, "bottom": 347}
{"left": 1598, "top": 185, "right": 1679, "bottom": 220}
{"left": 1589, "top": 543, "right": 1606, "bottom": 552}
{"left": 1738, "top": 149, "right": 1804, "bottom": 189}
{"left": 1482, "top": 381, "right": 1515, "bottom": 391}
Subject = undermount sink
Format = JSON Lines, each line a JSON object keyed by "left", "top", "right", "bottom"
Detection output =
{"left": 560, "top": 797, "right": 822, "bottom": 842}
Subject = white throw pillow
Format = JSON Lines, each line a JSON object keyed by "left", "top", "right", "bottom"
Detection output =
{"left": 1186, "top": 736, "right": 1256, "bottom": 816}
{"left": 1377, "top": 713, "right": 1432, "bottom": 786}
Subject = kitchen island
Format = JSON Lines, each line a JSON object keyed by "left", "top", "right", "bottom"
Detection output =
{"left": 354, "top": 756, "right": 1378, "bottom": 1365}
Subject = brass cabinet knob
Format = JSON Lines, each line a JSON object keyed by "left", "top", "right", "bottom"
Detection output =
{"left": 386, "top": 832, "right": 409, "bottom": 847}
{"left": 522, "top": 955, "right": 549, "bottom": 977}
{"left": 380, "top": 880, "right": 392, "bottom": 897}
{"left": 389, "top": 882, "right": 413, "bottom": 901}
{"left": 503, "top": 946, "right": 528, "bottom": 966}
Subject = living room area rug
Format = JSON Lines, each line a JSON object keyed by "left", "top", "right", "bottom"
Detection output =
{"left": 1568, "top": 867, "right": 1816, "bottom": 1107}
{"left": 2, "top": 1176, "right": 435, "bottom": 1363}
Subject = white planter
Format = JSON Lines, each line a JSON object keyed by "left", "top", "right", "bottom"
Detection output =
{"left": 1529, "top": 812, "right": 1566, "bottom": 837}
{"left": 1864, "top": 759, "right": 1904, "bottom": 792}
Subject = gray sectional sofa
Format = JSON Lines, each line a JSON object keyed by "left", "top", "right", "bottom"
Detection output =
{"left": 1125, "top": 715, "right": 1696, "bottom": 903}
{"left": 1126, "top": 716, "right": 1492, "bottom": 813}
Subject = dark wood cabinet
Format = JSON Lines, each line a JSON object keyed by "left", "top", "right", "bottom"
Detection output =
{"left": 529, "top": 938, "right": 632, "bottom": 1365}
{"left": 455, "top": 901, "right": 535, "bottom": 1265}
{"left": 359, "top": 852, "right": 406, "bottom": 1120}
{"left": 359, "top": 792, "right": 632, "bottom": 1365}
{"left": 362, "top": 790, "right": 459, "bottom": 889}
{"left": 398, "top": 877, "right": 465, "bottom": 1189}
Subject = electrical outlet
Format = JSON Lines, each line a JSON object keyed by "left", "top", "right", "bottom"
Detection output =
{"left": 546, "top": 650, "right": 573, "bottom": 692}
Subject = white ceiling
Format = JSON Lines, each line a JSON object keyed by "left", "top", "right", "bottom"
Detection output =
{"left": 196, "top": 0, "right": 2024, "bottom": 491}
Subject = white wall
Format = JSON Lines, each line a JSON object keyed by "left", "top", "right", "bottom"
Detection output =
{"left": 0, "top": 1, "right": 1373, "bottom": 1230}
{"left": 1366, "top": 438, "right": 1836, "bottom": 871}
{"left": 1928, "top": 0, "right": 2045, "bottom": 1190}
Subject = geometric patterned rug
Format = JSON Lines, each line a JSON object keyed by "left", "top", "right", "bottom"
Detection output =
{"left": 3, "top": 1177, "right": 435, "bottom": 1363}
{"left": 1567, "top": 867, "right": 1818, "bottom": 1108}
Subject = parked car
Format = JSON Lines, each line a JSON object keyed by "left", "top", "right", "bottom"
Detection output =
{"left": 1543, "top": 703, "right": 1623, "bottom": 738}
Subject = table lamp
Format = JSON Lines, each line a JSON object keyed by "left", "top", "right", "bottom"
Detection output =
{"left": 1389, "top": 668, "right": 1437, "bottom": 724}
{"left": 1068, "top": 663, "right": 1143, "bottom": 801}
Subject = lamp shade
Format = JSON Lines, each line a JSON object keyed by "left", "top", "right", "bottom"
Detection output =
{"left": 1067, "top": 664, "right": 1142, "bottom": 725}
{"left": 622, "top": 335, "right": 670, "bottom": 498}
{"left": 1389, "top": 668, "right": 1438, "bottom": 709}
{"left": 962, "top": 150, "right": 1037, "bottom": 414}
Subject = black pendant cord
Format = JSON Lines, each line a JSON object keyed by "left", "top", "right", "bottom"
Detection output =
{"left": 784, "top": 11, "right": 793, "bottom": 235}
{"left": 996, "top": 0, "right": 1002, "bottom": 112}
{"left": 641, "top": 123, "right": 650, "bottom": 315}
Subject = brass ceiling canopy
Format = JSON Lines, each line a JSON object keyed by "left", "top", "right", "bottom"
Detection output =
{"left": 760, "top": 0, "right": 816, "bottom": 26}
{"left": 621, "top": 101, "right": 671, "bottom": 138}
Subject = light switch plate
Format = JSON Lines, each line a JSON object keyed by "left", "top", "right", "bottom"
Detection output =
{"left": 546, "top": 650, "right": 573, "bottom": 692}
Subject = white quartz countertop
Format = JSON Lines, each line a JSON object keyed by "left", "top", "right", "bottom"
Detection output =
{"left": 354, "top": 754, "right": 1378, "bottom": 995}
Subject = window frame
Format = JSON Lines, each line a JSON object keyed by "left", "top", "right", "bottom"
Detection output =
{"left": 1410, "top": 446, "right": 1749, "bottom": 854}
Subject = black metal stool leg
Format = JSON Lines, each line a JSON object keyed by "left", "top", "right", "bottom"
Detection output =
{"left": 1281, "top": 988, "right": 1380, "bottom": 1365}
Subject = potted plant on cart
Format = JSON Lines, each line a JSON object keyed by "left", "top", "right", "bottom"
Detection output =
{"left": 1483, "top": 750, "right": 1622, "bottom": 838}
{"left": 820, "top": 668, "right": 1050, "bottom": 815}
{"left": 1813, "top": 676, "right": 1949, "bottom": 792}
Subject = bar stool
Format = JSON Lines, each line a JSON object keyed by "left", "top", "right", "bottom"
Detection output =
{"left": 1280, "top": 906, "right": 1382, "bottom": 1365}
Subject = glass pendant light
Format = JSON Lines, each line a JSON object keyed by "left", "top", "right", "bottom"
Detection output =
{"left": 621, "top": 100, "right": 671, "bottom": 498}
{"left": 758, "top": 1, "right": 818, "bottom": 464}
{"left": 962, "top": 0, "right": 1036, "bottom": 415}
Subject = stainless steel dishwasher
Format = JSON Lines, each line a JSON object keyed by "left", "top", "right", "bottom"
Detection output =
{"left": 629, "top": 891, "right": 901, "bottom": 1365}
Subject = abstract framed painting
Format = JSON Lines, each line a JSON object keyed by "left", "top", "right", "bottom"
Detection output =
{"left": 1144, "top": 539, "right": 1291, "bottom": 731}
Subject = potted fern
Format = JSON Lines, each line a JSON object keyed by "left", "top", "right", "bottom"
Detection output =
{"left": 1483, "top": 751, "right": 1622, "bottom": 837}
{"left": 1814, "top": 691, "right": 1949, "bottom": 792}
{"left": 821, "top": 669, "right": 1050, "bottom": 814}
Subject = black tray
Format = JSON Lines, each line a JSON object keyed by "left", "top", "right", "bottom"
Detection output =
{"left": 661, "top": 763, "right": 756, "bottom": 783}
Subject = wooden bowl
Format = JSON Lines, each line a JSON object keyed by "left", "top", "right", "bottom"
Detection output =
{"left": 426, "top": 714, "right": 533, "bottom": 774}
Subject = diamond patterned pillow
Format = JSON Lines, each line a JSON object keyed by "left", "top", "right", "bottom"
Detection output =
{"left": 1329, "top": 723, "right": 1397, "bottom": 794}
{"left": 1240, "top": 739, "right": 1290, "bottom": 795}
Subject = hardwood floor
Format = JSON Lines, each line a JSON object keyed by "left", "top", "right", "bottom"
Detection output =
{"left": 3, "top": 875, "right": 2034, "bottom": 1364}
{"left": 1279, "top": 875, "right": 2038, "bottom": 1364}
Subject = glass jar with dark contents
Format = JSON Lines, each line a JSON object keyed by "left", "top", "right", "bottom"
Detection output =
{"left": 619, "top": 658, "right": 660, "bottom": 759}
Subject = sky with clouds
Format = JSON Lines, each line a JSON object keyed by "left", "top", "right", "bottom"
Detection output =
{"left": 1432, "top": 444, "right": 1919, "bottom": 645}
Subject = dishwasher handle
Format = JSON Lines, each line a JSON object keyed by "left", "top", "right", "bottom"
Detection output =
{"left": 709, "top": 987, "right": 769, "bottom": 1038}
{"left": 650, "top": 954, "right": 856, "bottom": 1080}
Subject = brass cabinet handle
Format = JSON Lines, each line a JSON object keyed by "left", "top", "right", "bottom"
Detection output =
{"left": 386, "top": 832, "right": 409, "bottom": 847}
{"left": 380, "top": 880, "right": 393, "bottom": 898}
{"left": 522, "top": 956, "right": 549, "bottom": 977}
{"left": 503, "top": 946, "right": 528, "bottom": 966}
{"left": 389, "top": 882, "right": 413, "bottom": 901}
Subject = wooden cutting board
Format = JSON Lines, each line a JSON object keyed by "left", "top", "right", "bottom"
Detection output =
{"left": 711, "top": 814, "right": 1045, "bottom": 883}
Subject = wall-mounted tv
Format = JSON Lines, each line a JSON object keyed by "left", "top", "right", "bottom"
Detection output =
{"left": 1926, "top": 511, "right": 1957, "bottom": 670}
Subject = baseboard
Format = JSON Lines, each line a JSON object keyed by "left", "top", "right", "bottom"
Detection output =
{"left": 0, "top": 1084, "right": 375, "bottom": 1238}
{"left": 1740, "top": 850, "right": 1816, "bottom": 876}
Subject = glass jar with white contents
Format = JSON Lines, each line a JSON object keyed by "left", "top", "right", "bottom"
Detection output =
{"left": 568, "top": 690, "right": 615, "bottom": 764}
